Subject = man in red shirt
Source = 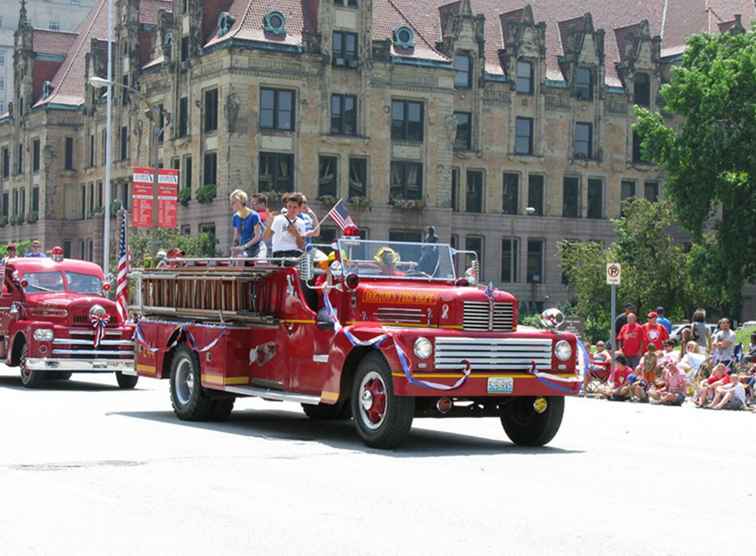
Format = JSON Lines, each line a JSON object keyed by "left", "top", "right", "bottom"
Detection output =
{"left": 643, "top": 311, "right": 669, "bottom": 351}
{"left": 617, "top": 313, "right": 646, "bottom": 368}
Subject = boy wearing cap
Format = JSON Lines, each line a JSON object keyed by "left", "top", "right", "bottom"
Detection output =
{"left": 598, "top": 354, "right": 633, "bottom": 401}
{"left": 642, "top": 311, "right": 669, "bottom": 351}
{"left": 708, "top": 370, "right": 746, "bottom": 410}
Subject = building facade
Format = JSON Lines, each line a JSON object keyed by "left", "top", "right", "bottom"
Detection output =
{"left": 0, "top": 0, "right": 753, "bottom": 314}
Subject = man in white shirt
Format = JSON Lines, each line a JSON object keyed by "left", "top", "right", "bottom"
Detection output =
{"left": 709, "top": 370, "right": 746, "bottom": 410}
{"left": 712, "top": 318, "right": 737, "bottom": 365}
{"left": 264, "top": 192, "right": 306, "bottom": 259}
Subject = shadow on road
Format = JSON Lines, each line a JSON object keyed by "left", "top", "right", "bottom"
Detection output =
{"left": 0, "top": 375, "right": 132, "bottom": 392}
{"left": 111, "top": 409, "right": 584, "bottom": 457}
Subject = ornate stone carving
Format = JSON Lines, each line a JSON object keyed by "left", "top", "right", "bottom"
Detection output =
{"left": 225, "top": 93, "right": 240, "bottom": 133}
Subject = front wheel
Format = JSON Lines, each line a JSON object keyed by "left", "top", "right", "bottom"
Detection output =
{"left": 116, "top": 372, "right": 139, "bottom": 389}
{"left": 169, "top": 346, "right": 233, "bottom": 421}
{"left": 499, "top": 396, "right": 564, "bottom": 447}
{"left": 350, "top": 352, "right": 414, "bottom": 449}
{"left": 19, "top": 344, "right": 46, "bottom": 388}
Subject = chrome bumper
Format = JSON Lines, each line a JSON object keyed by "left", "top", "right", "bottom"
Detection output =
{"left": 25, "top": 358, "right": 135, "bottom": 374}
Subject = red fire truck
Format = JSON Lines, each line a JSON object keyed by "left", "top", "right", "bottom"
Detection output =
{"left": 133, "top": 239, "right": 579, "bottom": 448}
{"left": 0, "top": 254, "right": 136, "bottom": 388}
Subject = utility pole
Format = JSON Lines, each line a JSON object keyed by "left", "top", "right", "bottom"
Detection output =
{"left": 103, "top": 0, "right": 113, "bottom": 275}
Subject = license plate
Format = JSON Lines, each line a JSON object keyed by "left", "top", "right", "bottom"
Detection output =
{"left": 487, "top": 377, "right": 514, "bottom": 394}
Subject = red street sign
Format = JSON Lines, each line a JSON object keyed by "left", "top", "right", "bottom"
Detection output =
{"left": 132, "top": 167, "right": 154, "bottom": 228}
{"left": 157, "top": 169, "right": 179, "bottom": 229}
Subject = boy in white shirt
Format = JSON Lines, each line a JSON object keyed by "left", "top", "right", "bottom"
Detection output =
{"left": 264, "top": 192, "right": 306, "bottom": 259}
{"left": 709, "top": 370, "right": 746, "bottom": 410}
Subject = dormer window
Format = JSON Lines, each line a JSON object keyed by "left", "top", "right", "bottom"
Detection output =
{"left": 454, "top": 54, "right": 472, "bottom": 89}
{"left": 217, "top": 11, "right": 235, "bottom": 37}
{"left": 42, "top": 81, "right": 53, "bottom": 99}
{"left": 515, "top": 60, "right": 534, "bottom": 94}
{"left": 633, "top": 73, "right": 651, "bottom": 107}
{"left": 263, "top": 11, "right": 286, "bottom": 36}
{"left": 335, "top": 0, "right": 359, "bottom": 7}
{"left": 575, "top": 67, "right": 593, "bottom": 100}
{"left": 392, "top": 26, "right": 415, "bottom": 50}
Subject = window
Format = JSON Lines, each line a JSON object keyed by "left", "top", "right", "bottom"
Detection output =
{"left": 260, "top": 88, "right": 295, "bottom": 131}
{"left": 16, "top": 144, "right": 24, "bottom": 174}
{"left": 575, "top": 122, "right": 592, "bottom": 159}
{"left": 587, "top": 178, "right": 603, "bottom": 219}
{"left": 502, "top": 173, "right": 519, "bottom": 215}
{"left": 528, "top": 175, "right": 544, "bottom": 216}
{"left": 182, "top": 0, "right": 188, "bottom": 13}
{"left": 63, "top": 241, "right": 71, "bottom": 258}
{"left": 621, "top": 180, "right": 636, "bottom": 214}
{"left": 1, "top": 193, "right": 7, "bottom": 217}
{"left": 178, "top": 97, "right": 188, "bottom": 137}
{"left": 259, "top": 152, "right": 294, "bottom": 193}
{"left": 501, "top": 238, "right": 519, "bottom": 283}
{"left": 332, "top": 31, "right": 358, "bottom": 66}
{"left": 63, "top": 137, "right": 74, "bottom": 170}
{"left": 562, "top": 176, "right": 580, "bottom": 218}
{"left": 19, "top": 189, "right": 25, "bottom": 218}
{"left": 181, "top": 37, "right": 189, "bottom": 62}
{"left": 453, "top": 112, "right": 472, "bottom": 150}
{"left": 49, "top": 21, "right": 60, "bottom": 31}
{"left": 391, "top": 100, "right": 423, "bottom": 142}
{"left": 88, "top": 183, "right": 94, "bottom": 216}
{"left": 120, "top": 182, "right": 130, "bottom": 210}
{"left": 644, "top": 181, "right": 659, "bottom": 202}
{"left": 390, "top": 161, "right": 422, "bottom": 201}
{"left": 199, "top": 223, "right": 216, "bottom": 253}
{"left": 515, "top": 117, "right": 533, "bottom": 155}
{"left": 183, "top": 156, "right": 193, "bottom": 191}
{"left": 121, "top": 75, "right": 129, "bottom": 105}
{"left": 180, "top": 224, "right": 191, "bottom": 236}
{"left": 171, "top": 158, "right": 181, "bottom": 171}
{"left": 204, "top": 88, "right": 219, "bottom": 133}
{"left": 451, "top": 167, "right": 460, "bottom": 212}
{"left": 1, "top": 147, "right": 8, "bottom": 178}
{"left": 466, "top": 170, "right": 483, "bottom": 213}
{"left": 157, "top": 104, "right": 165, "bottom": 144}
{"left": 101, "top": 128, "right": 107, "bottom": 165}
{"left": 318, "top": 156, "right": 338, "bottom": 197}
{"left": 80, "top": 185, "right": 86, "bottom": 219}
{"left": 119, "top": 127, "right": 128, "bottom": 160}
{"left": 575, "top": 67, "right": 593, "bottom": 100}
{"left": 330, "top": 94, "right": 357, "bottom": 135}
{"left": 454, "top": 54, "right": 471, "bottom": 88}
{"left": 527, "top": 240, "right": 544, "bottom": 283}
{"left": 348, "top": 157, "right": 367, "bottom": 198}
{"left": 96, "top": 181, "right": 103, "bottom": 209}
{"left": 389, "top": 230, "right": 422, "bottom": 243}
{"left": 515, "top": 60, "right": 533, "bottom": 94}
{"left": 335, "top": 0, "right": 359, "bottom": 7}
{"left": 32, "top": 187, "right": 39, "bottom": 213}
{"left": 87, "top": 134, "right": 94, "bottom": 167}
{"left": 632, "top": 131, "right": 647, "bottom": 163}
{"left": 465, "top": 236, "right": 484, "bottom": 280}
{"left": 634, "top": 73, "right": 650, "bottom": 107}
{"left": 203, "top": 152, "right": 217, "bottom": 186}
{"left": 32, "top": 139, "right": 40, "bottom": 173}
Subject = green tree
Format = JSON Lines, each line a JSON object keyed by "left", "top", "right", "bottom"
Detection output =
{"left": 118, "top": 228, "right": 217, "bottom": 269}
{"left": 635, "top": 28, "right": 756, "bottom": 317}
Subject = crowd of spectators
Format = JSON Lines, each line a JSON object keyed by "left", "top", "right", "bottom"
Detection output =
{"left": 583, "top": 305, "right": 756, "bottom": 411}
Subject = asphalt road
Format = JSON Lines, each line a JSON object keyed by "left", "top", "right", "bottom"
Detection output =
{"left": 1, "top": 366, "right": 754, "bottom": 556}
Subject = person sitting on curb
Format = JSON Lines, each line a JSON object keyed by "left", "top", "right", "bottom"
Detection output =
{"left": 678, "top": 340, "right": 707, "bottom": 382}
{"left": 708, "top": 370, "right": 746, "bottom": 410}
{"left": 649, "top": 361, "right": 688, "bottom": 406}
{"left": 598, "top": 354, "right": 633, "bottom": 401}
{"left": 582, "top": 341, "right": 611, "bottom": 395}
{"left": 694, "top": 363, "right": 729, "bottom": 407}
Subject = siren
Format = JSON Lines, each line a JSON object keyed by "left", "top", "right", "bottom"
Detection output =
{"left": 51, "top": 246, "right": 64, "bottom": 263}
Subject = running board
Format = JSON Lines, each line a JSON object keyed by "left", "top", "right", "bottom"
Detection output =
{"left": 223, "top": 385, "right": 321, "bottom": 405}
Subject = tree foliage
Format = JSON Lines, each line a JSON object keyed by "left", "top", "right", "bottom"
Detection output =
{"left": 125, "top": 228, "right": 217, "bottom": 268}
{"left": 634, "top": 28, "right": 756, "bottom": 316}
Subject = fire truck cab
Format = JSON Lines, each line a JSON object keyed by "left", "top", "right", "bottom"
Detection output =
{"left": 134, "top": 239, "right": 580, "bottom": 448}
{"left": 0, "top": 256, "right": 136, "bottom": 388}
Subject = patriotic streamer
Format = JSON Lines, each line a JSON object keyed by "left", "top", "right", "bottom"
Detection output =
{"left": 323, "top": 290, "right": 471, "bottom": 391}
{"left": 133, "top": 322, "right": 159, "bottom": 353}
{"left": 133, "top": 322, "right": 227, "bottom": 354}
{"left": 528, "top": 360, "right": 582, "bottom": 394}
{"left": 90, "top": 313, "right": 110, "bottom": 348}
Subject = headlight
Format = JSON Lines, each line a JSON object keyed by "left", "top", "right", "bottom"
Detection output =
{"left": 413, "top": 337, "right": 433, "bottom": 359}
{"left": 33, "top": 329, "right": 54, "bottom": 342}
{"left": 555, "top": 340, "right": 573, "bottom": 361}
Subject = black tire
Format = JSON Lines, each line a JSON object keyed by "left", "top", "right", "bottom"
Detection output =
{"left": 499, "top": 396, "right": 564, "bottom": 447}
{"left": 350, "top": 352, "right": 414, "bottom": 449}
{"left": 301, "top": 402, "right": 351, "bottom": 420}
{"left": 19, "top": 343, "right": 46, "bottom": 388}
{"left": 115, "top": 372, "right": 139, "bottom": 389}
{"left": 209, "top": 398, "right": 235, "bottom": 421}
{"left": 169, "top": 346, "right": 215, "bottom": 420}
{"left": 50, "top": 371, "right": 72, "bottom": 381}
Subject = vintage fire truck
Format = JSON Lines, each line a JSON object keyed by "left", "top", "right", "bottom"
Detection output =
{"left": 133, "top": 239, "right": 579, "bottom": 448}
{"left": 0, "top": 253, "right": 136, "bottom": 388}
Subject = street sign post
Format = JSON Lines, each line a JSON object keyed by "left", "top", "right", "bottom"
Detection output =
{"left": 606, "top": 263, "right": 621, "bottom": 353}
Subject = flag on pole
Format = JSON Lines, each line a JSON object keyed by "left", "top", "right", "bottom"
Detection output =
{"left": 326, "top": 199, "right": 355, "bottom": 231}
{"left": 115, "top": 210, "right": 129, "bottom": 321}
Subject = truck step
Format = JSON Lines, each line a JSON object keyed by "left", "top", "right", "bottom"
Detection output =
{"left": 222, "top": 385, "right": 321, "bottom": 406}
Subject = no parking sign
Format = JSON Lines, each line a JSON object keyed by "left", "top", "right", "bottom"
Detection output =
{"left": 606, "top": 263, "right": 621, "bottom": 285}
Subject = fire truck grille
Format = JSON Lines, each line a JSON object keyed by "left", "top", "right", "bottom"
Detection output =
{"left": 463, "top": 301, "right": 514, "bottom": 331}
{"left": 375, "top": 307, "right": 424, "bottom": 324}
{"left": 51, "top": 329, "right": 133, "bottom": 359}
{"left": 434, "top": 337, "right": 553, "bottom": 371}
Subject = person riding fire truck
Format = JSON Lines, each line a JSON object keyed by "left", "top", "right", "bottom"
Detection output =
{"left": 133, "top": 229, "right": 580, "bottom": 449}
{"left": 0, "top": 247, "right": 136, "bottom": 388}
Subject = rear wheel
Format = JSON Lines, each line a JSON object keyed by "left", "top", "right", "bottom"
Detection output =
{"left": 115, "top": 372, "right": 139, "bottom": 389}
{"left": 19, "top": 343, "right": 45, "bottom": 389}
{"left": 50, "top": 372, "right": 72, "bottom": 381}
{"left": 169, "top": 347, "right": 233, "bottom": 421}
{"left": 301, "top": 402, "right": 351, "bottom": 420}
{"left": 499, "top": 396, "right": 564, "bottom": 447}
{"left": 350, "top": 352, "right": 414, "bottom": 449}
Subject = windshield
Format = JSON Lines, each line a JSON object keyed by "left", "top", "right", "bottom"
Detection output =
{"left": 65, "top": 272, "right": 103, "bottom": 294}
{"left": 23, "top": 271, "right": 65, "bottom": 293}
{"left": 337, "top": 239, "right": 456, "bottom": 281}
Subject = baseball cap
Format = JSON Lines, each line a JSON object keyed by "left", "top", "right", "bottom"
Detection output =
{"left": 656, "top": 306, "right": 665, "bottom": 313}
{"left": 647, "top": 311, "right": 658, "bottom": 319}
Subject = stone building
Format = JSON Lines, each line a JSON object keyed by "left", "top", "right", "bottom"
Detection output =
{"left": 0, "top": 0, "right": 97, "bottom": 115}
{"left": 0, "top": 0, "right": 753, "bottom": 315}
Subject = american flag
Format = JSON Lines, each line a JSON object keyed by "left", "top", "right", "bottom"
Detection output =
{"left": 115, "top": 210, "right": 129, "bottom": 321}
{"left": 326, "top": 199, "right": 355, "bottom": 231}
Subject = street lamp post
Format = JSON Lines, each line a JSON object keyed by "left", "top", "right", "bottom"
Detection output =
{"left": 104, "top": 0, "right": 113, "bottom": 276}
